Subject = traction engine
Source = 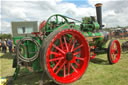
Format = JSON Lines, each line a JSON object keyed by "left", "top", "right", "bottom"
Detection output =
{"left": 12, "top": 3, "right": 121, "bottom": 84}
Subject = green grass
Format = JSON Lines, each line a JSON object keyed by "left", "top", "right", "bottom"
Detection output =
{"left": 73, "top": 53, "right": 128, "bottom": 85}
{"left": 0, "top": 39, "right": 128, "bottom": 85}
{"left": 0, "top": 53, "right": 15, "bottom": 77}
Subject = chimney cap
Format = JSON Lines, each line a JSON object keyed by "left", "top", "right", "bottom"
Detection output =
{"left": 95, "top": 3, "right": 102, "bottom": 7}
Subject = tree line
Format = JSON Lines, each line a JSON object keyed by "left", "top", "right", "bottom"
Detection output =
{"left": 103, "top": 26, "right": 128, "bottom": 32}
{"left": 0, "top": 34, "right": 12, "bottom": 39}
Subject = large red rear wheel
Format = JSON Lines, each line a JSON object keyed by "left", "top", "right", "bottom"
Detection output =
{"left": 40, "top": 28, "right": 90, "bottom": 84}
{"left": 107, "top": 40, "right": 121, "bottom": 64}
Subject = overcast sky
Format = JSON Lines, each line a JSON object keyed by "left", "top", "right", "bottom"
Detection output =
{"left": 0, "top": 0, "right": 128, "bottom": 33}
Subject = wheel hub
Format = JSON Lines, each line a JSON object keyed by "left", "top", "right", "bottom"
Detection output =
{"left": 66, "top": 52, "right": 73, "bottom": 61}
{"left": 115, "top": 50, "right": 118, "bottom": 54}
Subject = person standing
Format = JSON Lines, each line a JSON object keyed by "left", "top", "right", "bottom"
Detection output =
{"left": 0, "top": 39, "right": 1, "bottom": 51}
{"left": 1, "top": 39, "right": 7, "bottom": 53}
{"left": 7, "top": 39, "right": 12, "bottom": 53}
{"left": 0, "top": 41, "right": 1, "bottom": 52}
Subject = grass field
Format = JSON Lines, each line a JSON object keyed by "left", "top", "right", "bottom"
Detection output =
{"left": 0, "top": 39, "right": 128, "bottom": 85}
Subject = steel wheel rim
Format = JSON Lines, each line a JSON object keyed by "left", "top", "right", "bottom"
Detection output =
{"left": 45, "top": 29, "right": 89, "bottom": 84}
{"left": 110, "top": 40, "right": 121, "bottom": 63}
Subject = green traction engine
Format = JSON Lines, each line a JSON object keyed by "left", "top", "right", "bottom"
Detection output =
{"left": 12, "top": 3, "right": 121, "bottom": 84}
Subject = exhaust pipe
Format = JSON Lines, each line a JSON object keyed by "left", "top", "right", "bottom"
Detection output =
{"left": 95, "top": 3, "right": 103, "bottom": 30}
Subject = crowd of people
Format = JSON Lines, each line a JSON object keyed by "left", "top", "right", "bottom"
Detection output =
{"left": 0, "top": 39, "right": 13, "bottom": 53}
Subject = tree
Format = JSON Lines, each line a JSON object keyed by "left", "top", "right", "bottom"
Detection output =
{"left": 0, "top": 34, "right": 12, "bottom": 39}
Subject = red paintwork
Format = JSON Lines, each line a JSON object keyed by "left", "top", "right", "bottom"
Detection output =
{"left": 90, "top": 46, "right": 96, "bottom": 60}
{"left": 16, "top": 40, "right": 20, "bottom": 43}
{"left": 45, "top": 29, "right": 90, "bottom": 84}
{"left": 31, "top": 21, "right": 46, "bottom": 37}
{"left": 110, "top": 40, "right": 121, "bottom": 63}
{"left": 39, "top": 21, "right": 46, "bottom": 32}
{"left": 31, "top": 32, "right": 40, "bottom": 37}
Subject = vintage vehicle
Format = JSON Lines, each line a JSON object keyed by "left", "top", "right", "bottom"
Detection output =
{"left": 111, "top": 28, "right": 128, "bottom": 38}
{"left": 11, "top": 3, "right": 121, "bottom": 84}
{"left": 122, "top": 41, "right": 128, "bottom": 52}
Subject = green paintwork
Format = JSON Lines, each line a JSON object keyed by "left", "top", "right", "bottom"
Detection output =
{"left": 12, "top": 36, "right": 42, "bottom": 79}
{"left": 42, "top": 14, "right": 106, "bottom": 48}
{"left": 45, "top": 14, "right": 68, "bottom": 32}
{"left": 12, "top": 14, "right": 109, "bottom": 80}
{"left": 13, "top": 66, "right": 20, "bottom": 80}
{"left": 13, "top": 37, "right": 24, "bottom": 45}
{"left": 81, "top": 17, "right": 100, "bottom": 32}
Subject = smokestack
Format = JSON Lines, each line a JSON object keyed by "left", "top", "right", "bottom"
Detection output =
{"left": 95, "top": 3, "right": 103, "bottom": 30}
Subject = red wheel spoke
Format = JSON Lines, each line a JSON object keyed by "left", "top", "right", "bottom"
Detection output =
{"left": 111, "top": 53, "right": 114, "bottom": 60}
{"left": 113, "top": 54, "right": 115, "bottom": 59}
{"left": 68, "top": 62, "right": 70, "bottom": 75}
{"left": 112, "top": 48, "right": 118, "bottom": 53}
{"left": 68, "top": 36, "right": 74, "bottom": 49}
{"left": 49, "top": 57, "right": 64, "bottom": 62}
{"left": 111, "top": 53, "right": 117, "bottom": 60}
{"left": 53, "top": 44, "right": 65, "bottom": 54}
{"left": 112, "top": 45, "right": 114, "bottom": 49}
{"left": 50, "top": 51, "right": 61, "bottom": 56}
{"left": 111, "top": 49, "right": 115, "bottom": 53}
{"left": 71, "top": 64, "right": 78, "bottom": 73}
{"left": 114, "top": 54, "right": 117, "bottom": 58}
{"left": 70, "top": 40, "right": 76, "bottom": 52}
{"left": 63, "top": 35, "right": 69, "bottom": 52}
{"left": 74, "top": 60, "right": 79, "bottom": 66}
{"left": 55, "top": 61, "right": 66, "bottom": 75}
{"left": 63, "top": 64, "right": 66, "bottom": 77}
{"left": 53, "top": 60, "right": 62, "bottom": 71}
{"left": 73, "top": 51, "right": 80, "bottom": 56}
{"left": 76, "top": 57, "right": 84, "bottom": 61}
{"left": 59, "top": 37, "right": 64, "bottom": 50}
{"left": 113, "top": 54, "right": 116, "bottom": 60}
{"left": 112, "top": 43, "right": 117, "bottom": 50}
{"left": 45, "top": 29, "right": 90, "bottom": 84}
{"left": 73, "top": 44, "right": 83, "bottom": 52}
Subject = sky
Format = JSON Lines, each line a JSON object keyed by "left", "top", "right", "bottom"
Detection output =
{"left": 0, "top": 0, "right": 128, "bottom": 33}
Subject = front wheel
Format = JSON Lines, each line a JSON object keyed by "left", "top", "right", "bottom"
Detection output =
{"left": 40, "top": 28, "right": 90, "bottom": 84}
{"left": 107, "top": 40, "right": 121, "bottom": 64}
